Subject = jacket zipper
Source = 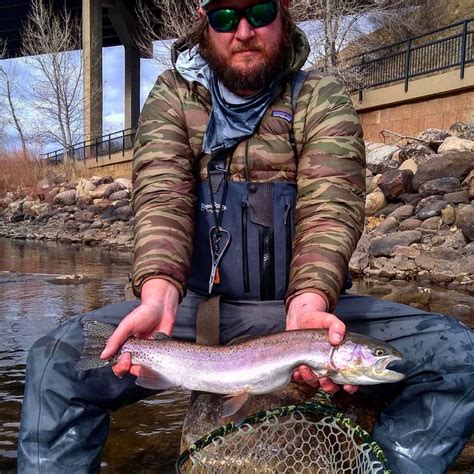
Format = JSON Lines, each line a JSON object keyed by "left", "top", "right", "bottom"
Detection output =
{"left": 242, "top": 201, "right": 250, "bottom": 293}
{"left": 284, "top": 202, "right": 292, "bottom": 289}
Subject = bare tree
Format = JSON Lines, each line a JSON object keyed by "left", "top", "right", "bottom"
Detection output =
{"left": 0, "top": 62, "right": 29, "bottom": 157}
{"left": 20, "top": 0, "right": 83, "bottom": 158}
{"left": 135, "top": 0, "right": 199, "bottom": 67}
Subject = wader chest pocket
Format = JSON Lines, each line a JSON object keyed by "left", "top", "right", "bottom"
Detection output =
{"left": 187, "top": 181, "right": 296, "bottom": 301}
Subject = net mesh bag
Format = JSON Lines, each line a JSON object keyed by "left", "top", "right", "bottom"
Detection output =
{"left": 176, "top": 400, "right": 390, "bottom": 474}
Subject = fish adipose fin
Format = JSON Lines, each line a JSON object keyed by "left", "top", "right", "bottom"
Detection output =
{"left": 136, "top": 367, "right": 176, "bottom": 390}
{"left": 222, "top": 392, "right": 253, "bottom": 426}
{"left": 153, "top": 332, "right": 171, "bottom": 341}
{"left": 77, "top": 320, "right": 117, "bottom": 371}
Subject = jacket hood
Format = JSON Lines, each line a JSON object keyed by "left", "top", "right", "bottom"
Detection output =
{"left": 171, "top": 26, "right": 310, "bottom": 81}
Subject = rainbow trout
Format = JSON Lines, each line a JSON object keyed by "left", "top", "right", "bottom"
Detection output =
{"left": 78, "top": 321, "right": 404, "bottom": 420}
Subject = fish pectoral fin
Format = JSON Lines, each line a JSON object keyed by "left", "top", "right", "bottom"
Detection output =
{"left": 135, "top": 367, "right": 176, "bottom": 390}
{"left": 222, "top": 392, "right": 253, "bottom": 426}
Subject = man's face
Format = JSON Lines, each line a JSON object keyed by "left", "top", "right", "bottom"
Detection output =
{"left": 199, "top": 0, "right": 291, "bottom": 95}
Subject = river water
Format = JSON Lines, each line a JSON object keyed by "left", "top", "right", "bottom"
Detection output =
{"left": 0, "top": 237, "right": 472, "bottom": 472}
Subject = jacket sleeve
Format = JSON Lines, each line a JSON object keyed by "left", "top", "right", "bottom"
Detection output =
{"left": 286, "top": 74, "right": 366, "bottom": 312}
{"left": 131, "top": 70, "right": 195, "bottom": 299}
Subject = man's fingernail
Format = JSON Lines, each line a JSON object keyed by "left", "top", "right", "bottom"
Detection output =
{"left": 334, "top": 333, "right": 343, "bottom": 344}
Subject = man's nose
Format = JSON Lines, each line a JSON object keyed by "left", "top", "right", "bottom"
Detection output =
{"left": 234, "top": 17, "right": 256, "bottom": 41}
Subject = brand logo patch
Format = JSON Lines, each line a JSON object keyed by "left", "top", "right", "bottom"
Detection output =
{"left": 272, "top": 110, "right": 293, "bottom": 122}
{"left": 201, "top": 203, "right": 227, "bottom": 213}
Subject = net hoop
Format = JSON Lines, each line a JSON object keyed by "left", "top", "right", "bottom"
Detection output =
{"left": 175, "top": 396, "right": 391, "bottom": 474}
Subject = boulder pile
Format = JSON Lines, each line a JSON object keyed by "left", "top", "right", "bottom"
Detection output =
{"left": 352, "top": 123, "right": 474, "bottom": 288}
{"left": 0, "top": 175, "right": 134, "bottom": 250}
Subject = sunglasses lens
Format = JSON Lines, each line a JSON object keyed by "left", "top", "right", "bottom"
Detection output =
{"left": 247, "top": 2, "right": 278, "bottom": 28}
{"left": 207, "top": 9, "right": 239, "bottom": 32}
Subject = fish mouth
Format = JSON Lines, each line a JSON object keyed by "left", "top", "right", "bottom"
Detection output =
{"left": 373, "top": 355, "right": 405, "bottom": 381}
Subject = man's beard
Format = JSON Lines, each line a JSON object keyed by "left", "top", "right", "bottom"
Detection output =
{"left": 199, "top": 30, "right": 291, "bottom": 93}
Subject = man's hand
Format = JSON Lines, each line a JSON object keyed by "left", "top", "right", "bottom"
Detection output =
{"left": 100, "top": 278, "right": 179, "bottom": 378}
{"left": 286, "top": 292, "right": 358, "bottom": 395}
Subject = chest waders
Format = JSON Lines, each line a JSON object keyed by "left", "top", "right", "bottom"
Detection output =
{"left": 187, "top": 157, "right": 297, "bottom": 300}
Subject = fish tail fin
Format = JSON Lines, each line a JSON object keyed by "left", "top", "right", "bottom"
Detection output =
{"left": 77, "top": 320, "right": 117, "bottom": 371}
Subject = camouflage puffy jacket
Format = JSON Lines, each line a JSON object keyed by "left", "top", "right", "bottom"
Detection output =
{"left": 132, "top": 31, "right": 366, "bottom": 312}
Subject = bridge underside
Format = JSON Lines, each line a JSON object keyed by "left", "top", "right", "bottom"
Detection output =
{"left": 0, "top": 0, "right": 181, "bottom": 142}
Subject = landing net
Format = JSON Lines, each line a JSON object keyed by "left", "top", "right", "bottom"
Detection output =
{"left": 175, "top": 395, "right": 390, "bottom": 474}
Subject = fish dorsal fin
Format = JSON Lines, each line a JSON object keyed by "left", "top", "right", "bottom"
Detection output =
{"left": 222, "top": 392, "right": 253, "bottom": 426}
{"left": 153, "top": 332, "right": 171, "bottom": 341}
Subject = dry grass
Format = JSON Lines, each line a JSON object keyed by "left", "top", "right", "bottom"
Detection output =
{"left": 0, "top": 150, "right": 129, "bottom": 198}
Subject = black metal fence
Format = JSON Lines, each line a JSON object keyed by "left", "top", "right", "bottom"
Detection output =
{"left": 345, "top": 18, "right": 474, "bottom": 96}
{"left": 43, "top": 128, "right": 136, "bottom": 164}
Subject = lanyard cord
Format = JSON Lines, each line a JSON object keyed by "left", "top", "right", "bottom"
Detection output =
{"left": 207, "top": 148, "right": 233, "bottom": 246}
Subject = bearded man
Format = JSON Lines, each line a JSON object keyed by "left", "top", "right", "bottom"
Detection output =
{"left": 18, "top": 1, "right": 473, "bottom": 473}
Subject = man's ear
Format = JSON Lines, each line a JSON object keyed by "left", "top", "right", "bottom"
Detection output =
{"left": 198, "top": 8, "right": 206, "bottom": 20}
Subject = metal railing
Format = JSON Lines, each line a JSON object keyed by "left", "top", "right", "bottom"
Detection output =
{"left": 42, "top": 128, "right": 136, "bottom": 164}
{"left": 345, "top": 18, "right": 474, "bottom": 97}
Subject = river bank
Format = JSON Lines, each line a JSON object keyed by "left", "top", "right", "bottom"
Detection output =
{"left": 1, "top": 124, "right": 473, "bottom": 300}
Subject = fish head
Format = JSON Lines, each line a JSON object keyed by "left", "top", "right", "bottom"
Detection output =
{"left": 330, "top": 333, "right": 405, "bottom": 385}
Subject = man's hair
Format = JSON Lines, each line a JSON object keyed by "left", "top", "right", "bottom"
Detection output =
{"left": 184, "top": 1, "right": 295, "bottom": 51}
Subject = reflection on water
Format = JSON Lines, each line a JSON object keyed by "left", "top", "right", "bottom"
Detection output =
{"left": 0, "top": 237, "right": 472, "bottom": 473}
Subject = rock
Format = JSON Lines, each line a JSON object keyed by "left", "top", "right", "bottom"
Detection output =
{"left": 399, "top": 143, "right": 434, "bottom": 163}
{"left": 416, "top": 200, "right": 447, "bottom": 220}
{"left": 419, "top": 177, "right": 461, "bottom": 197}
{"left": 115, "top": 178, "right": 132, "bottom": 190}
{"left": 463, "top": 242, "right": 474, "bottom": 255}
{"left": 420, "top": 216, "right": 442, "bottom": 230}
{"left": 368, "top": 230, "right": 422, "bottom": 257}
{"left": 109, "top": 190, "right": 131, "bottom": 201}
{"left": 373, "top": 216, "right": 398, "bottom": 236}
{"left": 411, "top": 152, "right": 474, "bottom": 191}
{"left": 430, "top": 246, "right": 462, "bottom": 260}
{"left": 366, "top": 144, "right": 399, "bottom": 174}
{"left": 76, "top": 179, "right": 96, "bottom": 200}
{"left": 53, "top": 190, "right": 76, "bottom": 206}
{"left": 400, "top": 193, "right": 422, "bottom": 206}
{"left": 417, "top": 128, "right": 451, "bottom": 150}
{"left": 390, "top": 245, "right": 420, "bottom": 258}
{"left": 90, "top": 219, "right": 103, "bottom": 229}
{"left": 101, "top": 202, "right": 133, "bottom": 222}
{"left": 399, "top": 218, "right": 422, "bottom": 231}
{"left": 30, "top": 202, "right": 52, "bottom": 216}
{"left": 375, "top": 202, "right": 403, "bottom": 217}
{"left": 45, "top": 187, "right": 60, "bottom": 204}
{"left": 456, "top": 205, "right": 474, "bottom": 241}
{"left": 47, "top": 274, "right": 91, "bottom": 285}
{"left": 7, "top": 201, "right": 23, "bottom": 214}
{"left": 365, "top": 189, "right": 387, "bottom": 217}
{"left": 77, "top": 211, "right": 95, "bottom": 222}
{"left": 444, "top": 229, "right": 468, "bottom": 249}
{"left": 349, "top": 251, "right": 369, "bottom": 273}
{"left": 367, "top": 174, "right": 382, "bottom": 194}
{"left": 89, "top": 182, "right": 124, "bottom": 200}
{"left": 82, "top": 229, "right": 100, "bottom": 244}
{"left": 90, "top": 176, "right": 114, "bottom": 186}
{"left": 399, "top": 158, "right": 417, "bottom": 174}
{"left": 443, "top": 190, "right": 470, "bottom": 204}
{"left": 441, "top": 205, "right": 456, "bottom": 226}
{"left": 86, "top": 200, "right": 112, "bottom": 215}
{"left": 76, "top": 197, "right": 92, "bottom": 210}
{"left": 449, "top": 122, "right": 474, "bottom": 141}
{"left": 378, "top": 169, "right": 414, "bottom": 200}
{"left": 10, "top": 212, "right": 26, "bottom": 223}
{"left": 438, "top": 136, "right": 474, "bottom": 153}
{"left": 451, "top": 304, "right": 474, "bottom": 319}
{"left": 377, "top": 158, "right": 400, "bottom": 174}
{"left": 388, "top": 204, "right": 415, "bottom": 221}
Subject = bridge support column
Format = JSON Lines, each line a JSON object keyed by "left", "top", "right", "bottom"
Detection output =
{"left": 125, "top": 46, "right": 140, "bottom": 130}
{"left": 83, "top": 0, "right": 103, "bottom": 144}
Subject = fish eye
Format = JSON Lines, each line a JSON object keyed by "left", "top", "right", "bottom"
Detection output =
{"left": 374, "top": 347, "right": 386, "bottom": 357}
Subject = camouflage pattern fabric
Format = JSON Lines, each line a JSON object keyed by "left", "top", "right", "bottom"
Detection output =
{"left": 131, "top": 28, "right": 366, "bottom": 311}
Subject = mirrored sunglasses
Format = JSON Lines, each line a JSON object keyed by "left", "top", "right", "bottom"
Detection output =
{"left": 205, "top": 1, "right": 279, "bottom": 33}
